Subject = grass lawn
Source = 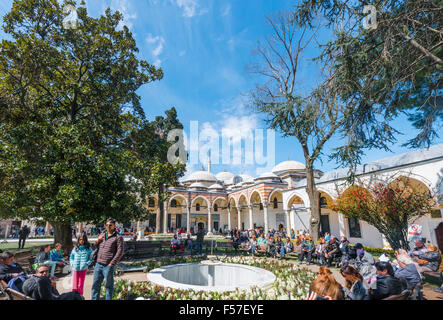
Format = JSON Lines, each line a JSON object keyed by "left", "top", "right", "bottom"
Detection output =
{"left": 0, "top": 241, "right": 53, "bottom": 255}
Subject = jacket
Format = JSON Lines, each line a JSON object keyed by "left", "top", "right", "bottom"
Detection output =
{"left": 34, "top": 251, "right": 50, "bottom": 265}
{"left": 315, "top": 243, "right": 327, "bottom": 255}
{"left": 22, "top": 275, "right": 59, "bottom": 300}
{"left": 370, "top": 275, "right": 402, "bottom": 300}
{"left": 394, "top": 263, "right": 422, "bottom": 290}
{"left": 50, "top": 249, "right": 64, "bottom": 262}
{"left": 70, "top": 245, "right": 93, "bottom": 271}
{"left": 301, "top": 240, "right": 314, "bottom": 252}
{"left": 339, "top": 241, "right": 350, "bottom": 256}
{"left": 418, "top": 251, "right": 442, "bottom": 272}
{"left": 196, "top": 229, "right": 205, "bottom": 243}
{"left": 96, "top": 231, "right": 124, "bottom": 266}
{"left": 354, "top": 251, "right": 376, "bottom": 279}
{"left": 0, "top": 262, "right": 26, "bottom": 283}
{"left": 325, "top": 241, "right": 340, "bottom": 256}
{"left": 343, "top": 280, "right": 370, "bottom": 300}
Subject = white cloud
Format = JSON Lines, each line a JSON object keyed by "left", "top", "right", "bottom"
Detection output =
{"left": 106, "top": 0, "right": 137, "bottom": 31}
{"left": 175, "top": 0, "right": 207, "bottom": 18}
{"left": 146, "top": 33, "right": 166, "bottom": 67}
{"left": 179, "top": 50, "right": 186, "bottom": 57}
{"left": 221, "top": 4, "right": 231, "bottom": 16}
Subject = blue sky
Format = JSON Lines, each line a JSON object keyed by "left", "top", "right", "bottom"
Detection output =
{"left": 1, "top": 0, "right": 441, "bottom": 178}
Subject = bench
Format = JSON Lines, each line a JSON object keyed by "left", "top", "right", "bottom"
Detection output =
{"left": 0, "top": 280, "right": 34, "bottom": 301}
{"left": 213, "top": 241, "right": 234, "bottom": 255}
{"left": 123, "top": 241, "right": 163, "bottom": 259}
{"left": 14, "top": 251, "right": 35, "bottom": 273}
{"left": 382, "top": 289, "right": 410, "bottom": 300}
{"left": 422, "top": 260, "right": 443, "bottom": 286}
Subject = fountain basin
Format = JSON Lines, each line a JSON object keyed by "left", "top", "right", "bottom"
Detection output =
{"left": 147, "top": 262, "right": 276, "bottom": 292}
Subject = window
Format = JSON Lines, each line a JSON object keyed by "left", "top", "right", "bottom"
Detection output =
{"left": 259, "top": 203, "right": 263, "bottom": 211}
{"left": 171, "top": 199, "right": 177, "bottom": 208}
{"left": 348, "top": 217, "right": 362, "bottom": 238}
{"left": 148, "top": 198, "right": 155, "bottom": 207}
{"left": 320, "top": 215, "right": 330, "bottom": 235}
{"left": 196, "top": 203, "right": 200, "bottom": 211}
{"left": 320, "top": 197, "right": 328, "bottom": 208}
{"left": 273, "top": 197, "right": 278, "bottom": 209}
{"left": 214, "top": 204, "right": 218, "bottom": 212}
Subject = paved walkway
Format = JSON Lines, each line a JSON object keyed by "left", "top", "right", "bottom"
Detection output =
{"left": 56, "top": 258, "right": 443, "bottom": 300}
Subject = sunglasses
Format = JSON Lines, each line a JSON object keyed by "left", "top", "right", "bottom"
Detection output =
{"left": 106, "top": 224, "right": 115, "bottom": 227}
{"left": 38, "top": 270, "right": 49, "bottom": 274}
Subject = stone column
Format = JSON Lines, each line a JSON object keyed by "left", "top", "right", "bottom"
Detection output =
{"left": 237, "top": 206, "right": 242, "bottom": 230}
{"left": 207, "top": 206, "right": 213, "bottom": 236}
{"left": 163, "top": 202, "right": 168, "bottom": 234}
{"left": 227, "top": 206, "right": 232, "bottom": 231}
{"left": 290, "top": 208, "right": 296, "bottom": 233}
{"left": 186, "top": 205, "right": 191, "bottom": 234}
{"left": 337, "top": 212, "right": 346, "bottom": 238}
{"left": 155, "top": 207, "right": 161, "bottom": 234}
{"left": 136, "top": 220, "right": 143, "bottom": 240}
{"left": 248, "top": 205, "right": 253, "bottom": 230}
{"left": 285, "top": 210, "right": 291, "bottom": 234}
{"left": 263, "top": 202, "right": 269, "bottom": 236}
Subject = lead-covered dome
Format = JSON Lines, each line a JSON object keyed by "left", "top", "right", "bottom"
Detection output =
{"left": 216, "top": 171, "right": 235, "bottom": 184}
{"left": 272, "top": 161, "right": 305, "bottom": 174}
{"left": 182, "top": 171, "right": 217, "bottom": 183}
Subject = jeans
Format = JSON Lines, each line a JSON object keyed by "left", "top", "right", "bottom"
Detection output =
{"left": 300, "top": 250, "right": 312, "bottom": 264}
{"left": 42, "top": 260, "right": 57, "bottom": 277}
{"left": 187, "top": 243, "right": 193, "bottom": 255}
{"left": 195, "top": 242, "right": 203, "bottom": 255}
{"left": 251, "top": 245, "right": 256, "bottom": 255}
{"left": 91, "top": 263, "right": 116, "bottom": 300}
{"left": 280, "top": 246, "right": 286, "bottom": 259}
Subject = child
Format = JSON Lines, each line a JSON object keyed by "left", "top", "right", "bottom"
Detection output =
{"left": 69, "top": 233, "right": 92, "bottom": 296}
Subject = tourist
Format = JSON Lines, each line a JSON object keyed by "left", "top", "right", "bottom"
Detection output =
{"left": 369, "top": 261, "right": 402, "bottom": 300}
{"left": 0, "top": 251, "right": 28, "bottom": 291}
{"left": 18, "top": 225, "right": 30, "bottom": 249}
{"left": 34, "top": 245, "right": 57, "bottom": 279}
{"left": 408, "top": 240, "right": 428, "bottom": 260}
{"left": 340, "top": 266, "right": 370, "bottom": 300}
{"left": 324, "top": 232, "right": 331, "bottom": 243}
{"left": 250, "top": 235, "right": 258, "bottom": 255}
{"left": 291, "top": 229, "right": 296, "bottom": 239}
{"left": 353, "top": 243, "right": 376, "bottom": 285}
{"left": 170, "top": 234, "right": 183, "bottom": 255}
{"left": 309, "top": 266, "right": 344, "bottom": 300}
{"left": 257, "top": 234, "right": 267, "bottom": 251}
{"left": 394, "top": 254, "right": 422, "bottom": 291}
{"left": 91, "top": 218, "right": 124, "bottom": 300}
{"left": 313, "top": 237, "right": 327, "bottom": 266}
{"left": 195, "top": 225, "right": 205, "bottom": 256}
{"left": 299, "top": 235, "right": 314, "bottom": 265}
{"left": 22, "top": 265, "right": 82, "bottom": 300}
{"left": 50, "top": 243, "right": 67, "bottom": 264}
{"left": 415, "top": 244, "right": 442, "bottom": 273}
{"left": 339, "top": 236, "right": 351, "bottom": 268}
{"left": 284, "top": 237, "right": 294, "bottom": 254}
{"left": 184, "top": 234, "right": 193, "bottom": 255}
{"left": 274, "top": 236, "right": 285, "bottom": 259}
{"left": 324, "top": 236, "right": 340, "bottom": 267}
{"left": 267, "top": 235, "right": 276, "bottom": 258}
{"left": 70, "top": 233, "right": 93, "bottom": 296}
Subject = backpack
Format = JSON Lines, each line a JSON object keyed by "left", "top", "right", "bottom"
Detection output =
{"left": 8, "top": 275, "right": 27, "bottom": 293}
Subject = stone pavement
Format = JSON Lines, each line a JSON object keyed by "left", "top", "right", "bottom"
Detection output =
{"left": 56, "top": 259, "right": 443, "bottom": 300}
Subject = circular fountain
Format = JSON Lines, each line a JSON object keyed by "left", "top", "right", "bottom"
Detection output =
{"left": 147, "top": 259, "right": 276, "bottom": 292}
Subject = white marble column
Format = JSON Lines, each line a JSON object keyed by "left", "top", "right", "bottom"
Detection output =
{"left": 263, "top": 202, "right": 269, "bottom": 236}
{"left": 136, "top": 220, "right": 143, "bottom": 240}
{"left": 237, "top": 206, "right": 242, "bottom": 230}
{"left": 207, "top": 206, "right": 213, "bottom": 236}
{"left": 248, "top": 205, "right": 253, "bottom": 230}
{"left": 337, "top": 212, "right": 346, "bottom": 238}
{"left": 155, "top": 206, "right": 161, "bottom": 234}
{"left": 227, "top": 206, "right": 232, "bottom": 231}
{"left": 285, "top": 210, "right": 291, "bottom": 233}
{"left": 163, "top": 202, "right": 168, "bottom": 234}
{"left": 186, "top": 205, "right": 191, "bottom": 234}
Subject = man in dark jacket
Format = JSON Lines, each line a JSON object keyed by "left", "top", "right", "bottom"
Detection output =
{"left": 0, "top": 251, "right": 27, "bottom": 285}
{"left": 195, "top": 225, "right": 205, "bottom": 255}
{"left": 370, "top": 261, "right": 402, "bottom": 300}
{"left": 299, "top": 236, "right": 314, "bottom": 265}
{"left": 394, "top": 255, "right": 422, "bottom": 291}
{"left": 339, "top": 236, "right": 351, "bottom": 268}
{"left": 91, "top": 218, "right": 124, "bottom": 300}
{"left": 324, "top": 237, "right": 340, "bottom": 267}
{"left": 18, "top": 225, "right": 30, "bottom": 249}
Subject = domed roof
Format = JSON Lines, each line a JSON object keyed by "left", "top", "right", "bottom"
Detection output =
{"left": 239, "top": 174, "right": 254, "bottom": 183}
{"left": 216, "top": 171, "right": 235, "bottom": 182}
{"left": 189, "top": 182, "right": 207, "bottom": 189}
{"left": 183, "top": 171, "right": 217, "bottom": 182}
{"left": 208, "top": 183, "right": 225, "bottom": 190}
{"left": 256, "top": 172, "right": 280, "bottom": 180}
{"left": 272, "top": 161, "right": 305, "bottom": 174}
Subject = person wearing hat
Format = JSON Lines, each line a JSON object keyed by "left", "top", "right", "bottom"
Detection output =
{"left": 91, "top": 218, "right": 124, "bottom": 300}
{"left": 408, "top": 240, "right": 428, "bottom": 261}
{"left": 353, "top": 243, "right": 376, "bottom": 286}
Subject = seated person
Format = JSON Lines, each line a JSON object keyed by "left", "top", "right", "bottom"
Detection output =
{"left": 394, "top": 254, "right": 422, "bottom": 291}
{"left": 170, "top": 235, "right": 183, "bottom": 255}
{"left": 256, "top": 235, "right": 267, "bottom": 251}
{"left": 408, "top": 240, "right": 428, "bottom": 260}
{"left": 353, "top": 243, "right": 376, "bottom": 286}
{"left": 415, "top": 244, "right": 441, "bottom": 274}
{"left": 284, "top": 237, "right": 294, "bottom": 254}
{"left": 267, "top": 235, "right": 276, "bottom": 257}
{"left": 274, "top": 236, "right": 285, "bottom": 259}
{"left": 0, "top": 251, "right": 28, "bottom": 291}
{"left": 369, "top": 261, "right": 402, "bottom": 300}
{"left": 249, "top": 235, "right": 258, "bottom": 255}
{"left": 184, "top": 234, "right": 193, "bottom": 255}
{"left": 308, "top": 266, "right": 344, "bottom": 300}
{"left": 50, "top": 243, "right": 67, "bottom": 266}
{"left": 33, "top": 245, "right": 57, "bottom": 279}
{"left": 313, "top": 238, "right": 327, "bottom": 266}
{"left": 324, "top": 236, "right": 341, "bottom": 267}
{"left": 340, "top": 266, "right": 370, "bottom": 300}
{"left": 299, "top": 235, "right": 314, "bottom": 265}
{"left": 22, "top": 265, "right": 82, "bottom": 300}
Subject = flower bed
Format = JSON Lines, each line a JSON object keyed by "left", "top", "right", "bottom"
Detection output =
{"left": 109, "top": 256, "right": 316, "bottom": 300}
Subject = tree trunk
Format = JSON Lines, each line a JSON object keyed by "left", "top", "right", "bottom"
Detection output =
{"left": 306, "top": 165, "right": 320, "bottom": 241}
{"left": 52, "top": 222, "right": 73, "bottom": 246}
{"left": 384, "top": 228, "right": 410, "bottom": 251}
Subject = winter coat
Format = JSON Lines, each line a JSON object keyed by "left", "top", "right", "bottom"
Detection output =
{"left": 301, "top": 240, "right": 314, "bottom": 252}
{"left": 50, "top": 249, "right": 64, "bottom": 262}
{"left": 417, "top": 251, "right": 442, "bottom": 272}
{"left": 325, "top": 241, "right": 340, "bottom": 256}
{"left": 22, "top": 275, "right": 59, "bottom": 300}
{"left": 69, "top": 245, "right": 93, "bottom": 271}
{"left": 354, "top": 251, "right": 376, "bottom": 279}
{"left": 339, "top": 241, "right": 350, "bottom": 256}
{"left": 0, "top": 262, "right": 26, "bottom": 283}
{"left": 370, "top": 275, "right": 402, "bottom": 300}
{"left": 394, "top": 263, "right": 422, "bottom": 290}
{"left": 96, "top": 231, "right": 124, "bottom": 266}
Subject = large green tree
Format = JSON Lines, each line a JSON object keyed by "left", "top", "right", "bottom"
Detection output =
{"left": 0, "top": 0, "right": 180, "bottom": 245}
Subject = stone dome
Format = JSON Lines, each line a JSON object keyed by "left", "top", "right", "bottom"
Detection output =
{"left": 239, "top": 174, "right": 254, "bottom": 184}
{"left": 272, "top": 161, "right": 305, "bottom": 174}
{"left": 216, "top": 171, "right": 235, "bottom": 183}
{"left": 183, "top": 171, "right": 217, "bottom": 183}
{"left": 208, "top": 183, "right": 225, "bottom": 190}
{"left": 256, "top": 172, "right": 280, "bottom": 180}
{"left": 189, "top": 182, "right": 208, "bottom": 189}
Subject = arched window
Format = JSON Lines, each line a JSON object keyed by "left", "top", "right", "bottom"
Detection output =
{"left": 196, "top": 203, "right": 200, "bottom": 211}
{"left": 320, "top": 197, "right": 327, "bottom": 208}
{"left": 171, "top": 199, "right": 177, "bottom": 208}
{"left": 148, "top": 198, "right": 155, "bottom": 207}
{"left": 273, "top": 197, "right": 278, "bottom": 209}
{"left": 214, "top": 204, "right": 218, "bottom": 212}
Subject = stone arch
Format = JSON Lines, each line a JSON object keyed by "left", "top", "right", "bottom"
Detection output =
{"left": 168, "top": 194, "right": 188, "bottom": 208}
{"left": 287, "top": 192, "right": 307, "bottom": 209}
{"left": 212, "top": 196, "right": 228, "bottom": 209}
{"left": 388, "top": 175, "right": 432, "bottom": 196}
{"left": 238, "top": 194, "right": 248, "bottom": 208}
{"left": 268, "top": 188, "right": 284, "bottom": 209}
{"left": 190, "top": 195, "right": 211, "bottom": 210}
